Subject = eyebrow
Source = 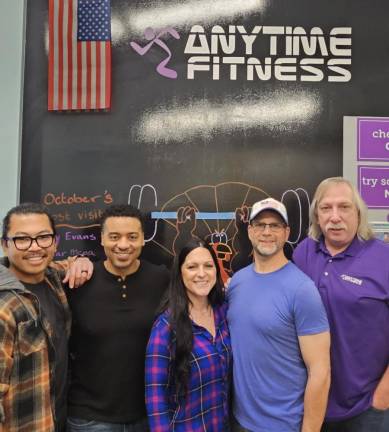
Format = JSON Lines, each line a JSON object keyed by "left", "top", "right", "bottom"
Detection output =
{"left": 107, "top": 231, "right": 139, "bottom": 235}
{"left": 11, "top": 230, "right": 53, "bottom": 236}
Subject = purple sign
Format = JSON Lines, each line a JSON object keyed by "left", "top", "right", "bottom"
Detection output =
{"left": 358, "top": 166, "right": 389, "bottom": 208}
{"left": 358, "top": 118, "right": 389, "bottom": 161}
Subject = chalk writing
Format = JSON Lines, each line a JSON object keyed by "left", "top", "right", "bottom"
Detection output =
{"left": 43, "top": 190, "right": 113, "bottom": 206}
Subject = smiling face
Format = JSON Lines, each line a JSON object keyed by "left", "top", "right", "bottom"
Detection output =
{"left": 316, "top": 182, "right": 359, "bottom": 255}
{"left": 101, "top": 216, "right": 145, "bottom": 277}
{"left": 181, "top": 247, "right": 217, "bottom": 305}
{"left": 1, "top": 213, "right": 57, "bottom": 284}
{"left": 248, "top": 210, "right": 290, "bottom": 259}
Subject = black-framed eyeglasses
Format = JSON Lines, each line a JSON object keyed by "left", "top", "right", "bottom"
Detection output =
{"left": 4, "top": 234, "right": 56, "bottom": 251}
{"left": 251, "top": 222, "right": 286, "bottom": 233}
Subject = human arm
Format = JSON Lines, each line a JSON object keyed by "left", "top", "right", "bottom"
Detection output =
{"left": 299, "top": 332, "right": 331, "bottom": 432}
{"left": 0, "top": 305, "right": 15, "bottom": 427}
{"left": 50, "top": 256, "right": 93, "bottom": 288}
{"left": 372, "top": 365, "right": 389, "bottom": 410}
{"left": 145, "top": 316, "right": 173, "bottom": 432}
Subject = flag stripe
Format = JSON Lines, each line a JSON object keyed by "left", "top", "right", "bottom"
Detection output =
{"left": 86, "top": 41, "right": 92, "bottom": 109}
{"left": 77, "top": 40, "right": 82, "bottom": 109}
{"left": 71, "top": 0, "right": 78, "bottom": 109}
{"left": 105, "top": 41, "right": 111, "bottom": 109}
{"left": 66, "top": 0, "right": 73, "bottom": 110}
{"left": 57, "top": 0, "right": 64, "bottom": 110}
{"left": 48, "top": 0, "right": 55, "bottom": 110}
{"left": 96, "top": 42, "right": 101, "bottom": 108}
{"left": 62, "top": 0, "right": 68, "bottom": 109}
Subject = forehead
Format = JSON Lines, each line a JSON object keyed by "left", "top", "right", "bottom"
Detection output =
{"left": 184, "top": 247, "right": 213, "bottom": 263}
{"left": 103, "top": 216, "right": 143, "bottom": 233}
{"left": 253, "top": 210, "right": 284, "bottom": 223}
{"left": 8, "top": 213, "right": 52, "bottom": 235}
{"left": 319, "top": 183, "right": 354, "bottom": 204}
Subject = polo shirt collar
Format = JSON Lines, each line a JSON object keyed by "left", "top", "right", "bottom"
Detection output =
{"left": 317, "top": 235, "right": 364, "bottom": 258}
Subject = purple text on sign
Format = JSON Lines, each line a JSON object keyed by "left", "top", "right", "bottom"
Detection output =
{"left": 358, "top": 165, "right": 389, "bottom": 208}
{"left": 358, "top": 118, "right": 389, "bottom": 161}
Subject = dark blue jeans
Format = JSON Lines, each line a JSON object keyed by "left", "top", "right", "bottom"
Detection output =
{"left": 67, "top": 417, "right": 149, "bottom": 432}
{"left": 321, "top": 407, "right": 389, "bottom": 432}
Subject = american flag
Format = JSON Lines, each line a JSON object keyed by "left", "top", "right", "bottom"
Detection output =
{"left": 48, "top": 0, "right": 111, "bottom": 111}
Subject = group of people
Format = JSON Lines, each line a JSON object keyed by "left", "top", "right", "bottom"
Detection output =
{"left": 0, "top": 176, "right": 388, "bottom": 431}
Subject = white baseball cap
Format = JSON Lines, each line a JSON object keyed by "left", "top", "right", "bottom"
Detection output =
{"left": 250, "top": 198, "right": 288, "bottom": 224}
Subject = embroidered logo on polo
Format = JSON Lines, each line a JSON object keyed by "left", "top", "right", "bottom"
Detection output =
{"left": 341, "top": 274, "right": 362, "bottom": 286}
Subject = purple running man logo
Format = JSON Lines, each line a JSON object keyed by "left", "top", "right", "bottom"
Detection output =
{"left": 130, "top": 27, "right": 180, "bottom": 79}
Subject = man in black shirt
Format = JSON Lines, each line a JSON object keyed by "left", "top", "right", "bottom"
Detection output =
{"left": 66, "top": 204, "right": 169, "bottom": 432}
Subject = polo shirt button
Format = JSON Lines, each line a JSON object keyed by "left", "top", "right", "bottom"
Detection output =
{"left": 324, "top": 272, "right": 328, "bottom": 276}
{"left": 329, "top": 259, "right": 332, "bottom": 263}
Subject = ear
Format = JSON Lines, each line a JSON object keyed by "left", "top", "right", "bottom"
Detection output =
{"left": 1, "top": 239, "right": 9, "bottom": 257}
{"left": 247, "top": 224, "right": 254, "bottom": 242}
{"left": 285, "top": 226, "right": 291, "bottom": 242}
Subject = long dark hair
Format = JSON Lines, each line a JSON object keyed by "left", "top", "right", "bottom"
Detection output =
{"left": 163, "top": 239, "right": 224, "bottom": 397}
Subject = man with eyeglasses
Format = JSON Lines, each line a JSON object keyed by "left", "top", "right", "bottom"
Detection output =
{"left": 0, "top": 202, "right": 74, "bottom": 432}
{"left": 227, "top": 198, "right": 331, "bottom": 432}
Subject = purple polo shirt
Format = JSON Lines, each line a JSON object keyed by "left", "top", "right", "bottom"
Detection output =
{"left": 293, "top": 236, "right": 389, "bottom": 421}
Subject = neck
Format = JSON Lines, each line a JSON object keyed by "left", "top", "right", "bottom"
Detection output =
{"left": 253, "top": 251, "right": 289, "bottom": 274}
{"left": 9, "top": 265, "right": 45, "bottom": 284}
{"left": 104, "top": 259, "right": 140, "bottom": 278}
{"left": 324, "top": 240, "right": 351, "bottom": 257}
{"left": 189, "top": 297, "right": 210, "bottom": 313}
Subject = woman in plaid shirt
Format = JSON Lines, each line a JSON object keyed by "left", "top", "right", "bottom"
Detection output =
{"left": 145, "top": 240, "right": 232, "bottom": 431}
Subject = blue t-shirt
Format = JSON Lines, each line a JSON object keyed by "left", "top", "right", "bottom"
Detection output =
{"left": 227, "top": 262, "right": 329, "bottom": 432}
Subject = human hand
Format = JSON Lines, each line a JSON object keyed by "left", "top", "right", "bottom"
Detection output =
{"left": 63, "top": 257, "right": 93, "bottom": 288}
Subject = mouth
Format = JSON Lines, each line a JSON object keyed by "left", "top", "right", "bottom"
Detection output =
{"left": 326, "top": 225, "right": 346, "bottom": 234}
{"left": 24, "top": 254, "right": 46, "bottom": 264}
{"left": 193, "top": 281, "right": 210, "bottom": 287}
{"left": 114, "top": 252, "right": 132, "bottom": 260}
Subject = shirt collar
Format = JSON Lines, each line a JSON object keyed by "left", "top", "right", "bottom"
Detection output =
{"left": 317, "top": 235, "right": 365, "bottom": 258}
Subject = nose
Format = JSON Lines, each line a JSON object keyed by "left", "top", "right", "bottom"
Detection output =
{"left": 117, "top": 237, "right": 131, "bottom": 249}
{"left": 329, "top": 207, "right": 341, "bottom": 222}
{"left": 262, "top": 224, "right": 272, "bottom": 235}
{"left": 29, "top": 239, "right": 42, "bottom": 251}
{"left": 197, "top": 266, "right": 206, "bottom": 277}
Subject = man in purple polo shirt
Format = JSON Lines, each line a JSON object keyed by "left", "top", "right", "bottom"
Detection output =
{"left": 293, "top": 177, "right": 389, "bottom": 431}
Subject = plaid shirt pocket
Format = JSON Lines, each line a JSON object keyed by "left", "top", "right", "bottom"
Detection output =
{"left": 17, "top": 319, "right": 46, "bottom": 356}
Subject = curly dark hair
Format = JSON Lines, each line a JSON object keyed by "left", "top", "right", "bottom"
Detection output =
{"left": 162, "top": 239, "right": 225, "bottom": 397}
{"left": 99, "top": 204, "right": 145, "bottom": 233}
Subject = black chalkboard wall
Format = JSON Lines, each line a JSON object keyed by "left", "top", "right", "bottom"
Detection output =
{"left": 21, "top": 0, "right": 389, "bottom": 272}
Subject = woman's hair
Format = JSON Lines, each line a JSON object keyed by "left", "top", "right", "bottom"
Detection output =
{"left": 163, "top": 239, "right": 224, "bottom": 397}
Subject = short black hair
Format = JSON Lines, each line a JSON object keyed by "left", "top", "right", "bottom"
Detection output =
{"left": 99, "top": 204, "right": 145, "bottom": 233}
{"left": 2, "top": 202, "right": 56, "bottom": 239}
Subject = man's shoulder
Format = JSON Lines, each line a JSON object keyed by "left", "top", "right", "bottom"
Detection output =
{"left": 139, "top": 259, "right": 170, "bottom": 283}
{"left": 360, "top": 237, "right": 389, "bottom": 256}
{"left": 294, "top": 237, "right": 318, "bottom": 254}
{"left": 231, "top": 263, "right": 252, "bottom": 279}
{"left": 0, "top": 263, "right": 26, "bottom": 294}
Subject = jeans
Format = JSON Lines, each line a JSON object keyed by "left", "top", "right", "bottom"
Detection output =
{"left": 67, "top": 416, "right": 149, "bottom": 432}
{"left": 321, "top": 407, "right": 389, "bottom": 432}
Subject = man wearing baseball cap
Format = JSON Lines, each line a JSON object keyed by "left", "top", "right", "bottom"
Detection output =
{"left": 228, "top": 198, "right": 331, "bottom": 432}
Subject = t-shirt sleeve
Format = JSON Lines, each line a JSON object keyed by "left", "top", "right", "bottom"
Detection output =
{"left": 293, "top": 279, "right": 329, "bottom": 336}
